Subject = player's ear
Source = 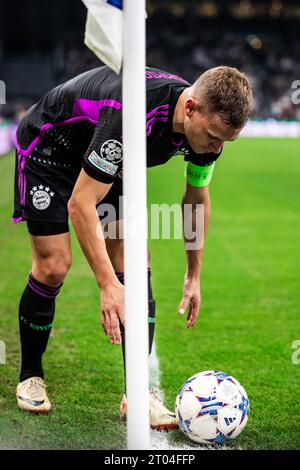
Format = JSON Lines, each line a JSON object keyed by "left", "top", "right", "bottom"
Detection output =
{"left": 185, "top": 98, "right": 198, "bottom": 118}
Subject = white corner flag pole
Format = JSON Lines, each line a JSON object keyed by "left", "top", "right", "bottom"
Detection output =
{"left": 122, "top": 0, "right": 150, "bottom": 450}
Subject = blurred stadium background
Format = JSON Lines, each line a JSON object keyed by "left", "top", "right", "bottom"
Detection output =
{"left": 0, "top": 0, "right": 300, "bottom": 450}
{"left": 1, "top": 0, "right": 300, "bottom": 147}
{"left": 1, "top": 0, "right": 300, "bottom": 115}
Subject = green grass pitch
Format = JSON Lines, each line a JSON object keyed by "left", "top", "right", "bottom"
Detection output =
{"left": 0, "top": 137, "right": 300, "bottom": 449}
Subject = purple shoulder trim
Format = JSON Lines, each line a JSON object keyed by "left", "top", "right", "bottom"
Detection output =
{"left": 146, "top": 104, "right": 170, "bottom": 137}
{"left": 72, "top": 98, "right": 122, "bottom": 122}
{"left": 15, "top": 99, "right": 122, "bottom": 157}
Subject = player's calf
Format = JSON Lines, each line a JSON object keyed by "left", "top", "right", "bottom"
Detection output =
{"left": 18, "top": 272, "right": 63, "bottom": 383}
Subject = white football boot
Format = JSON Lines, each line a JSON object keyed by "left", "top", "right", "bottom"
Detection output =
{"left": 120, "top": 387, "right": 178, "bottom": 430}
{"left": 16, "top": 377, "right": 51, "bottom": 413}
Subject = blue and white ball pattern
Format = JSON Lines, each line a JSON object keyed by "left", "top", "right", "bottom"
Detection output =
{"left": 175, "top": 370, "right": 250, "bottom": 444}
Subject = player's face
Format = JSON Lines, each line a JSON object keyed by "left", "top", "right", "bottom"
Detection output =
{"left": 183, "top": 99, "right": 242, "bottom": 154}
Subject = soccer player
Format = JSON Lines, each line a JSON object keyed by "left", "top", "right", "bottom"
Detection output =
{"left": 13, "top": 65, "right": 252, "bottom": 429}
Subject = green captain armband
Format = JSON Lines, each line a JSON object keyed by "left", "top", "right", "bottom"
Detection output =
{"left": 185, "top": 161, "right": 216, "bottom": 187}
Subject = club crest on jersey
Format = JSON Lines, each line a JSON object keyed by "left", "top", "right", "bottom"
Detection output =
{"left": 30, "top": 185, "right": 54, "bottom": 210}
{"left": 100, "top": 140, "right": 123, "bottom": 164}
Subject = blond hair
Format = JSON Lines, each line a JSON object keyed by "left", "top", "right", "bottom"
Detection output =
{"left": 192, "top": 66, "right": 253, "bottom": 129}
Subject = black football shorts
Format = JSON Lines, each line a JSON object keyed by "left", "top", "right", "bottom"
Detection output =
{"left": 13, "top": 150, "right": 123, "bottom": 236}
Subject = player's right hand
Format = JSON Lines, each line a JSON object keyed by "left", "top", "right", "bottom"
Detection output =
{"left": 100, "top": 281, "right": 125, "bottom": 345}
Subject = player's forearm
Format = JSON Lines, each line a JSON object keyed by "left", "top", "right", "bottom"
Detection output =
{"left": 182, "top": 192, "right": 211, "bottom": 279}
{"left": 68, "top": 199, "right": 117, "bottom": 288}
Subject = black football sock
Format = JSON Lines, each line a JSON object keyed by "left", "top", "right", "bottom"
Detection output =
{"left": 116, "top": 269, "right": 155, "bottom": 392}
{"left": 19, "top": 272, "right": 62, "bottom": 382}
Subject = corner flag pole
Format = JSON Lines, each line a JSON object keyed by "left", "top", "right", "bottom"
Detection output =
{"left": 122, "top": 0, "right": 150, "bottom": 450}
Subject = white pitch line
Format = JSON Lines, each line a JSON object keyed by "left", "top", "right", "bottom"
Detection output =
{"left": 149, "top": 343, "right": 206, "bottom": 450}
{"left": 149, "top": 343, "right": 237, "bottom": 451}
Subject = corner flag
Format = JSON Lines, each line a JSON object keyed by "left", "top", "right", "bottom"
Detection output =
{"left": 82, "top": 0, "right": 123, "bottom": 74}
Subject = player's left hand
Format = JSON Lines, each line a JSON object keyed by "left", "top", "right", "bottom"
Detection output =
{"left": 178, "top": 275, "right": 201, "bottom": 328}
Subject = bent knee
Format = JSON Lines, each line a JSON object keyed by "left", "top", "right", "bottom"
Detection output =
{"left": 33, "top": 254, "right": 72, "bottom": 287}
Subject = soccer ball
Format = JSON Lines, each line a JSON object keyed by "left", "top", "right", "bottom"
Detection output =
{"left": 175, "top": 370, "right": 250, "bottom": 445}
